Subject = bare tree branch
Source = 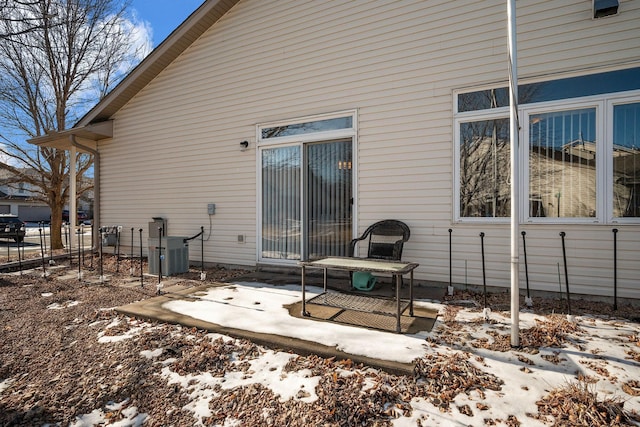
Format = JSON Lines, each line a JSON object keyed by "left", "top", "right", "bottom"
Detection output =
{"left": 0, "top": 0, "right": 146, "bottom": 248}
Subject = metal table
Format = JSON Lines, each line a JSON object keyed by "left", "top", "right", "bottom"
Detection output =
{"left": 299, "top": 257, "right": 419, "bottom": 333}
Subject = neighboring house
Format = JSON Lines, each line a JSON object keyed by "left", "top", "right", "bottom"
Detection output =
{"left": 31, "top": 0, "right": 640, "bottom": 299}
{"left": 0, "top": 167, "right": 93, "bottom": 222}
{"left": 0, "top": 168, "right": 51, "bottom": 222}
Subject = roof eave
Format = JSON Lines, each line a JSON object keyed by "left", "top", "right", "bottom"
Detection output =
{"left": 28, "top": 121, "right": 113, "bottom": 151}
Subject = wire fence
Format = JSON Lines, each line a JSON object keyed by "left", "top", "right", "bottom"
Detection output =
{"left": 0, "top": 223, "right": 207, "bottom": 293}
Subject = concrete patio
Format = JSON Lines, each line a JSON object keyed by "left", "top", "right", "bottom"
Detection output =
{"left": 115, "top": 270, "right": 446, "bottom": 375}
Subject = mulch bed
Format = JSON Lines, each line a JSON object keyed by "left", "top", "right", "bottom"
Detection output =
{"left": 1, "top": 254, "right": 639, "bottom": 426}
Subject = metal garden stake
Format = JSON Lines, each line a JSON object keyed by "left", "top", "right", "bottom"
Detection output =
{"left": 89, "top": 223, "right": 94, "bottom": 269}
{"left": 38, "top": 226, "right": 47, "bottom": 277}
{"left": 201, "top": 226, "right": 205, "bottom": 280}
{"left": 559, "top": 231, "right": 572, "bottom": 318}
{"left": 130, "top": 227, "right": 135, "bottom": 276}
{"left": 114, "top": 226, "right": 121, "bottom": 272}
{"left": 613, "top": 228, "right": 618, "bottom": 311}
{"left": 65, "top": 223, "right": 71, "bottom": 264}
{"left": 521, "top": 231, "right": 532, "bottom": 307}
{"left": 80, "top": 224, "right": 85, "bottom": 268}
{"left": 99, "top": 227, "right": 105, "bottom": 283}
{"left": 17, "top": 229, "right": 22, "bottom": 275}
{"left": 77, "top": 225, "right": 82, "bottom": 280}
{"left": 139, "top": 228, "right": 143, "bottom": 287}
{"left": 480, "top": 232, "right": 490, "bottom": 320}
{"left": 448, "top": 228, "right": 453, "bottom": 296}
{"left": 47, "top": 223, "right": 55, "bottom": 266}
{"left": 157, "top": 227, "right": 163, "bottom": 295}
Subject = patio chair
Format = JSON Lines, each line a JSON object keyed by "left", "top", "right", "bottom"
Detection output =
{"left": 348, "top": 219, "right": 410, "bottom": 290}
{"left": 349, "top": 219, "right": 410, "bottom": 260}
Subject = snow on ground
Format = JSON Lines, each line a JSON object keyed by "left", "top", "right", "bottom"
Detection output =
{"left": 163, "top": 282, "right": 435, "bottom": 363}
{"left": 47, "top": 300, "right": 80, "bottom": 310}
{"left": 68, "top": 399, "right": 147, "bottom": 427}
{"left": 30, "top": 281, "right": 639, "bottom": 426}
{"left": 157, "top": 339, "right": 321, "bottom": 423}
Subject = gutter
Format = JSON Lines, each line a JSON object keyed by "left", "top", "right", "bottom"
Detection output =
{"left": 69, "top": 135, "right": 100, "bottom": 249}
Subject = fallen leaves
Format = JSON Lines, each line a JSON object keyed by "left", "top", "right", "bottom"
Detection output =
{"left": 622, "top": 380, "right": 640, "bottom": 396}
{"left": 413, "top": 352, "right": 503, "bottom": 412}
{"left": 534, "top": 379, "right": 640, "bottom": 426}
{"left": 1, "top": 258, "right": 639, "bottom": 426}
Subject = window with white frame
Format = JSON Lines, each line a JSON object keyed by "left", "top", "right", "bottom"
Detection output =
{"left": 455, "top": 67, "right": 640, "bottom": 223}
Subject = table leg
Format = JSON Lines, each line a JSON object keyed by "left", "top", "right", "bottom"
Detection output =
{"left": 301, "top": 265, "right": 309, "bottom": 317}
{"left": 395, "top": 274, "right": 401, "bottom": 333}
{"left": 409, "top": 269, "right": 414, "bottom": 316}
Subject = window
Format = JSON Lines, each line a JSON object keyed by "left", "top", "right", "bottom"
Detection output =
{"left": 611, "top": 100, "right": 640, "bottom": 218}
{"left": 458, "top": 118, "right": 510, "bottom": 218}
{"left": 455, "top": 67, "right": 640, "bottom": 223}
{"left": 527, "top": 107, "right": 597, "bottom": 218}
{"left": 258, "top": 111, "right": 356, "bottom": 262}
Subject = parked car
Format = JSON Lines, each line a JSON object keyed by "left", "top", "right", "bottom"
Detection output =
{"left": 61, "top": 210, "right": 90, "bottom": 223}
{"left": 0, "top": 214, "right": 26, "bottom": 242}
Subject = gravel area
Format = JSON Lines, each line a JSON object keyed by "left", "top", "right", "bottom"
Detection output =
{"left": 1, "top": 255, "right": 639, "bottom": 426}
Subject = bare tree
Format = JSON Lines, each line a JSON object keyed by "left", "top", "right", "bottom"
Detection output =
{"left": 0, "top": 0, "right": 149, "bottom": 248}
{"left": 0, "top": 0, "right": 51, "bottom": 40}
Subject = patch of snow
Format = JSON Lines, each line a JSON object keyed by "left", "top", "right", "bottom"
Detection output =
{"left": 0, "top": 378, "right": 14, "bottom": 394}
{"left": 160, "top": 344, "right": 320, "bottom": 425}
{"left": 140, "top": 348, "right": 163, "bottom": 359}
{"left": 69, "top": 399, "right": 147, "bottom": 427}
{"left": 47, "top": 300, "right": 80, "bottom": 310}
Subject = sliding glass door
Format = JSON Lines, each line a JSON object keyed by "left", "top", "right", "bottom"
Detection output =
{"left": 260, "top": 139, "right": 352, "bottom": 261}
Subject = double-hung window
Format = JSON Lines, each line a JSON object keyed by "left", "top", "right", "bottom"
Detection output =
{"left": 455, "top": 67, "right": 640, "bottom": 223}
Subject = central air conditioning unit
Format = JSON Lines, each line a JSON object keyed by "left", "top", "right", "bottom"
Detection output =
{"left": 148, "top": 236, "right": 189, "bottom": 276}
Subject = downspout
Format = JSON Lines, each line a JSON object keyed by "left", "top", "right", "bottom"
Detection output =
{"left": 70, "top": 135, "right": 100, "bottom": 249}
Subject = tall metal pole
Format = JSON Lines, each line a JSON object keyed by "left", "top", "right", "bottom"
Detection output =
{"left": 508, "top": 0, "right": 520, "bottom": 347}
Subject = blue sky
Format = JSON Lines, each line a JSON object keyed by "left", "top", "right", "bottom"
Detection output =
{"left": 130, "top": 0, "right": 205, "bottom": 47}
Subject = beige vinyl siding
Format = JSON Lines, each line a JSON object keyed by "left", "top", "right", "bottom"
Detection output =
{"left": 99, "top": 0, "right": 640, "bottom": 298}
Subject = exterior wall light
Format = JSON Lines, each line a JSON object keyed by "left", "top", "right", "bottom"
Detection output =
{"left": 240, "top": 140, "right": 249, "bottom": 151}
{"left": 593, "top": 0, "right": 619, "bottom": 18}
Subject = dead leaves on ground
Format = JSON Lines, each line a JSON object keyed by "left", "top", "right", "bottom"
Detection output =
{"left": 535, "top": 380, "right": 640, "bottom": 426}
{"left": 413, "top": 352, "right": 503, "bottom": 412}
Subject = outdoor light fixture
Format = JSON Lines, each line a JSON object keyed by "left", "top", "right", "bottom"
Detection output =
{"left": 593, "top": 0, "right": 619, "bottom": 18}
{"left": 240, "top": 140, "right": 249, "bottom": 151}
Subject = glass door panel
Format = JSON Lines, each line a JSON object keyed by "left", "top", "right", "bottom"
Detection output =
{"left": 306, "top": 140, "right": 353, "bottom": 259}
{"left": 261, "top": 146, "right": 301, "bottom": 260}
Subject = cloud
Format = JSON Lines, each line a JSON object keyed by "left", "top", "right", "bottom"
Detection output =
{"left": 124, "top": 14, "right": 154, "bottom": 63}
